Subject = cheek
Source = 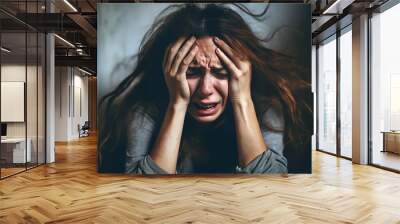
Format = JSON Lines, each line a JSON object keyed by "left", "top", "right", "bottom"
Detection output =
{"left": 215, "top": 79, "right": 229, "bottom": 100}
{"left": 186, "top": 78, "right": 198, "bottom": 95}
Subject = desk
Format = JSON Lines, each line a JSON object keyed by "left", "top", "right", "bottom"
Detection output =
{"left": 382, "top": 131, "right": 400, "bottom": 154}
{"left": 1, "top": 138, "right": 31, "bottom": 163}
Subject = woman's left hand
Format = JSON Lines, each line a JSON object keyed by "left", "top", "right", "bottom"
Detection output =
{"left": 214, "top": 37, "right": 252, "bottom": 103}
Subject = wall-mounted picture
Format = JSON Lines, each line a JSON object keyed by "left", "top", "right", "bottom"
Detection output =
{"left": 97, "top": 3, "right": 312, "bottom": 174}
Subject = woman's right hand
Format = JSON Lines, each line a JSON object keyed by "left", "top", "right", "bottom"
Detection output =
{"left": 163, "top": 36, "right": 198, "bottom": 107}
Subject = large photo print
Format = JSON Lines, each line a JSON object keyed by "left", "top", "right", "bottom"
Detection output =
{"left": 98, "top": 3, "right": 312, "bottom": 174}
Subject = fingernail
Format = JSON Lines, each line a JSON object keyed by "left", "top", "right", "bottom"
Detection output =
{"left": 215, "top": 48, "right": 220, "bottom": 53}
{"left": 214, "top": 37, "right": 219, "bottom": 42}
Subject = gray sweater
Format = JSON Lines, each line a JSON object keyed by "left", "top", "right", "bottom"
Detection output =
{"left": 124, "top": 101, "right": 287, "bottom": 174}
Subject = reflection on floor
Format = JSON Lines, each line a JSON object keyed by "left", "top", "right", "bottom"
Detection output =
{"left": 341, "top": 147, "right": 352, "bottom": 158}
{"left": 372, "top": 150, "right": 400, "bottom": 171}
{"left": 0, "top": 167, "right": 25, "bottom": 177}
{"left": 0, "top": 163, "right": 42, "bottom": 178}
{"left": 0, "top": 166, "right": 41, "bottom": 178}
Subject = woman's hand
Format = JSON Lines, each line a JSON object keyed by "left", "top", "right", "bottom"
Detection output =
{"left": 214, "top": 37, "right": 267, "bottom": 168}
{"left": 163, "top": 36, "right": 199, "bottom": 107}
{"left": 151, "top": 37, "right": 198, "bottom": 173}
{"left": 213, "top": 37, "right": 252, "bottom": 103}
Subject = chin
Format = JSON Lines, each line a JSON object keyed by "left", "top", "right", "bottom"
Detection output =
{"left": 191, "top": 114, "right": 221, "bottom": 123}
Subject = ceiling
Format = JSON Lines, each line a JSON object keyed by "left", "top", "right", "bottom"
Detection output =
{"left": 0, "top": 0, "right": 391, "bottom": 75}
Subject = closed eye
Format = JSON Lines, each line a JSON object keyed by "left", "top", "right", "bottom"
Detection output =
{"left": 186, "top": 67, "right": 202, "bottom": 77}
{"left": 211, "top": 68, "right": 228, "bottom": 78}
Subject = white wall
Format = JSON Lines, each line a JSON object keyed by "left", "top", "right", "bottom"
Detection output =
{"left": 71, "top": 72, "right": 89, "bottom": 138}
{"left": 55, "top": 67, "right": 89, "bottom": 141}
{"left": 55, "top": 66, "right": 69, "bottom": 141}
{"left": 1, "top": 65, "right": 41, "bottom": 137}
{"left": 312, "top": 45, "right": 317, "bottom": 150}
{"left": 1, "top": 65, "right": 26, "bottom": 140}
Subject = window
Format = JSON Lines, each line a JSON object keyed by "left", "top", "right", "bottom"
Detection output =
{"left": 339, "top": 28, "right": 352, "bottom": 158}
{"left": 317, "top": 36, "right": 337, "bottom": 154}
{"left": 370, "top": 2, "right": 400, "bottom": 171}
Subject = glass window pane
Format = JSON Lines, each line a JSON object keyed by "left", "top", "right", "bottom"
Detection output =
{"left": 340, "top": 29, "right": 352, "bottom": 158}
{"left": 1, "top": 1, "right": 46, "bottom": 179}
{"left": 371, "top": 3, "right": 400, "bottom": 171}
{"left": 27, "top": 31, "right": 38, "bottom": 169}
{"left": 1, "top": 31, "right": 27, "bottom": 177}
{"left": 318, "top": 37, "right": 337, "bottom": 154}
{"left": 38, "top": 33, "right": 45, "bottom": 165}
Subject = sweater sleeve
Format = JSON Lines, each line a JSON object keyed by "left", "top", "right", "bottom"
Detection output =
{"left": 124, "top": 103, "right": 168, "bottom": 174}
{"left": 235, "top": 104, "right": 288, "bottom": 174}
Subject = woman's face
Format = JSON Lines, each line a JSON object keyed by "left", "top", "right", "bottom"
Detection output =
{"left": 186, "top": 36, "right": 229, "bottom": 123}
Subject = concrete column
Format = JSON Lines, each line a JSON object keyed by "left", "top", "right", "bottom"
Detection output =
{"left": 352, "top": 14, "right": 369, "bottom": 164}
{"left": 46, "top": 1, "right": 55, "bottom": 163}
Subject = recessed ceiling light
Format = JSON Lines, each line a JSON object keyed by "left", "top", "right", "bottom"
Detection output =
{"left": 54, "top": 34, "right": 75, "bottom": 48}
{"left": 1, "top": 47, "right": 11, "bottom": 53}
{"left": 63, "top": 0, "right": 78, "bottom": 12}
{"left": 322, "top": 0, "right": 356, "bottom": 15}
{"left": 78, "top": 67, "right": 92, "bottom": 76}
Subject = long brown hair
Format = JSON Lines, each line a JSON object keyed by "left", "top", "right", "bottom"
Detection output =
{"left": 98, "top": 3, "right": 311, "bottom": 172}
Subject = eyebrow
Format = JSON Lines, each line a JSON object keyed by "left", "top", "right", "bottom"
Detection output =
{"left": 187, "top": 65, "right": 228, "bottom": 73}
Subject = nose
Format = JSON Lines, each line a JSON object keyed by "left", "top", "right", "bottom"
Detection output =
{"left": 198, "top": 73, "right": 214, "bottom": 97}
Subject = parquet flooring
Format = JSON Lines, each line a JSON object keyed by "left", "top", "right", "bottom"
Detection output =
{"left": 1, "top": 167, "right": 26, "bottom": 178}
{"left": 1, "top": 135, "right": 400, "bottom": 223}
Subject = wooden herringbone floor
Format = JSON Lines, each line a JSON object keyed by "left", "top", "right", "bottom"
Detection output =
{"left": 1, "top": 135, "right": 400, "bottom": 224}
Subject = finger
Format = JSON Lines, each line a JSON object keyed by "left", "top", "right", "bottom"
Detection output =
{"left": 162, "top": 45, "right": 172, "bottom": 69}
{"left": 164, "top": 37, "right": 186, "bottom": 73}
{"left": 215, "top": 47, "right": 240, "bottom": 76}
{"left": 177, "top": 44, "right": 198, "bottom": 75}
{"left": 164, "top": 37, "right": 186, "bottom": 72}
{"left": 170, "top": 36, "right": 196, "bottom": 75}
{"left": 213, "top": 37, "right": 241, "bottom": 66}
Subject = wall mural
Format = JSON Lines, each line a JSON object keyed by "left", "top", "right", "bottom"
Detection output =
{"left": 97, "top": 3, "right": 312, "bottom": 174}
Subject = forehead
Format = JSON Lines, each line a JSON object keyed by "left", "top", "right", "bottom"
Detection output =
{"left": 191, "top": 36, "right": 221, "bottom": 67}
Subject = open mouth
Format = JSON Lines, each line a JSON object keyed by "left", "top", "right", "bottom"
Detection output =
{"left": 194, "top": 102, "right": 218, "bottom": 110}
{"left": 191, "top": 101, "right": 220, "bottom": 117}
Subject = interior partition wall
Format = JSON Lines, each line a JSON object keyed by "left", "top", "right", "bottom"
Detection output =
{"left": 0, "top": 1, "right": 46, "bottom": 179}
{"left": 316, "top": 25, "right": 353, "bottom": 159}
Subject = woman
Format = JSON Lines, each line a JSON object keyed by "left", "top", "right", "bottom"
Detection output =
{"left": 98, "top": 3, "right": 310, "bottom": 174}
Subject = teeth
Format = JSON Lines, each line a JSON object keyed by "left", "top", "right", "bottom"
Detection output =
{"left": 196, "top": 103, "right": 216, "bottom": 109}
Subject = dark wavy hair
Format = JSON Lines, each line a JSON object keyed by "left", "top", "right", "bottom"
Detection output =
{"left": 98, "top": 3, "right": 311, "bottom": 172}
